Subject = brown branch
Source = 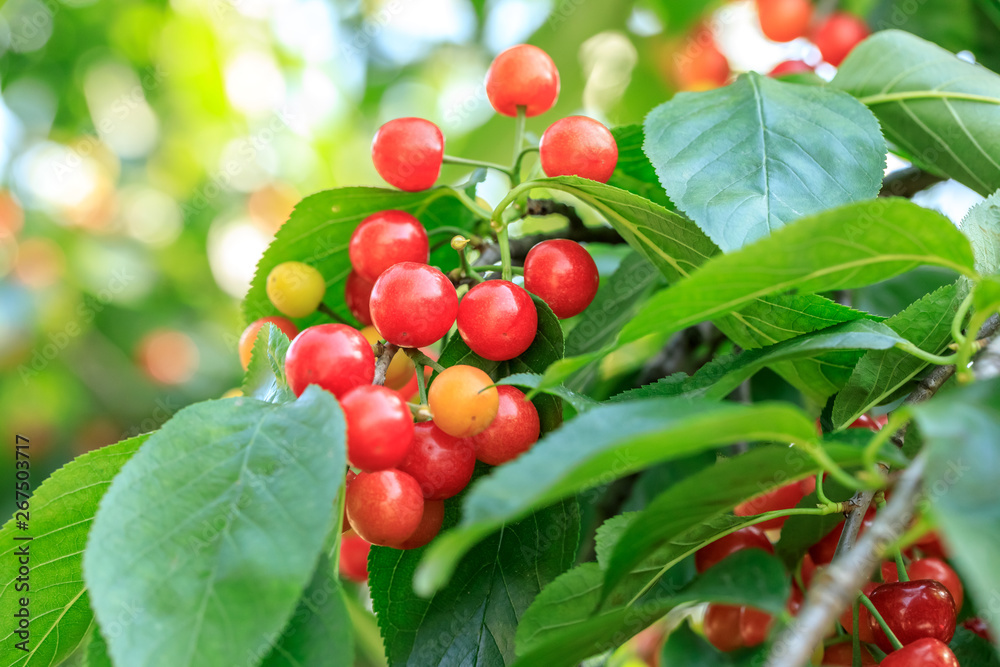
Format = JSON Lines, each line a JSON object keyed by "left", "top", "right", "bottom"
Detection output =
{"left": 372, "top": 342, "right": 400, "bottom": 386}
{"left": 878, "top": 167, "right": 944, "bottom": 198}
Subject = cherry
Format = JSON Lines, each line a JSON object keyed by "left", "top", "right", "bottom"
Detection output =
{"left": 342, "top": 470, "right": 357, "bottom": 532}
{"left": 838, "top": 581, "right": 878, "bottom": 643}
{"left": 340, "top": 385, "right": 414, "bottom": 471}
{"left": 910, "top": 530, "right": 949, "bottom": 560}
{"left": 398, "top": 422, "right": 476, "bottom": 500}
{"left": 238, "top": 316, "right": 298, "bottom": 370}
{"left": 809, "top": 507, "right": 875, "bottom": 565}
{"left": 346, "top": 469, "right": 424, "bottom": 547}
{"left": 348, "top": 210, "right": 430, "bottom": 283}
{"left": 345, "top": 270, "right": 374, "bottom": 326}
{"left": 703, "top": 604, "right": 743, "bottom": 652}
{"left": 756, "top": 0, "right": 812, "bottom": 42}
{"left": 371, "top": 118, "right": 443, "bottom": 192}
{"left": 284, "top": 324, "right": 375, "bottom": 398}
{"left": 963, "top": 617, "right": 993, "bottom": 641}
{"left": 740, "top": 606, "right": 773, "bottom": 647}
{"left": 457, "top": 280, "right": 537, "bottom": 361}
{"left": 695, "top": 525, "right": 773, "bottom": 574}
{"left": 671, "top": 29, "right": 730, "bottom": 90}
{"left": 799, "top": 553, "right": 817, "bottom": 589}
{"left": 369, "top": 262, "right": 458, "bottom": 348}
{"left": 881, "top": 557, "right": 963, "bottom": 611}
{"left": 428, "top": 365, "right": 499, "bottom": 438}
{"left": 359, "top": 326, "right": 415, "bottom": 391}
{"left": 734, "top": 480, "right": 810, "bottom": 530}
{"left": 867, "top": 579, "right": 957, "bottom": 653}
{"left": 484, "top": 44, "right": 560, "bottom": 117}
{"left": 470, "top": 385, "right": 540, "bottom": 465}
{"left": 266, "top": 261, "right": 327, "bottom": 318}
{"left": 850, "top": 414, "right": 886, "bottom": 431}
{"left": 524, "top": 240, "right": 599, "bottom": 319}
{"left": 880, "top": 637, "right": 959, "bottom": 667}
{"left": 389, "top": 498, "right": 445, "bottom": 550}
{"left": 769, "top": 60, "right": 813, "bottom": 77}
{"left": 538, "top": 116, "right": 618, "bottom": 183}
{"left": 821, "top": 642, "right": 877, "bottom": 666}
{"left": 339, "top": 531, "right": 371, "bottom": 583}
{"left": 811, "top": 12, "right": 869, "bottom": 66}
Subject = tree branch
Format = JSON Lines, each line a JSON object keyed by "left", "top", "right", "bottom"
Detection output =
{"left": 372, "top": 342, "right": 400, "bottom": 386}
{"left": 878, "top": 167, "right": 944, "bottom": 198}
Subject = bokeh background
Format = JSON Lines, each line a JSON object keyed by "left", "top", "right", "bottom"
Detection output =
{"left": 1, "top": 0, "right": 998, "bottom": 500}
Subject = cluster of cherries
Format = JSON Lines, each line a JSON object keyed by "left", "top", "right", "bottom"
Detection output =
{"left": 674, "top": 0, "right": 870, "bottom": 90}
{"left": 687, "top": 414, "right": 983, "bottom": 665}
{"left": 238, "top": 43, "right": 612, "bottom": 582}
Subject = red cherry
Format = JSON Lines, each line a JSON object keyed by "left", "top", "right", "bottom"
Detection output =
{"left": 457, "top": 280, "right": 538, "bottom": 361}
{"left": 470, "top": 385, "right": 541, "bottom": 465}
{"left": 880, "top": 637, "right": 959, "bottom": 667}
{"left": 389, "top": 499, "right": 445, "bottom": 550}
{"left": 398, "top": 422, "right": 476, "bottom": 500}
{"left": 839, "top": 581, "right": 878, "bottom": 643}
{"left": 769, "top": 60, "right": 813, "bottom": 77}
{"left": 371, "top": 118, "right": 443, "bottom": 192}
{"left": 539, "top": 116, "right": 618, "bottom": 183}
{"left": 822, "top": 642, "right": 877, "bottom": 666}
{"left": 881, "top": 558, "right": 964, "bottom": 613}
{"left": 734, "top": 480, "right": 810, "bottom": 530}
{"left": 342, "top": 470, "right": 357, "bottom": 533}
{"left": 348, "top": 210, "right": 430, "bottom": 283}
{"left": 339, "top": 532, "right": 371, "bottom": 583}
{"left": 369, "top": 262, "right": 458, "bottom": 348}
{"left": 484, "top": 44, "right": 560, "bottom": 117}
{"left": 757, "top": 0, "right": 812, "bottom": 42}
{"left": 811, "top": 12, "right": 869, "bottom": 66}
{"left": 340, "top": 385, "right": 415, "bottom": 471}
{"left": 704, "top": 604, "right": 743, "bottom": 652}
{"left": 671, "top": 29, "right": 730, "bottom": 90}
{"left": 799, "top": 553, "right": 817, "bottom": 589}
{"left": 910, "top": 530, "right": 949, "bottom": 560}
{"left": 809, "top": 507, "right": 875, "bottom": 565}
{"left": 346, "top": 469, "right": 424, "bottom": 547}
{"left": 963, "top": 617, "right": 993, "bottom": 641}
{"left": 524, "top": 239, "right": 599, "bottom": 319}
{"left": 239, "top": 316, "right": 299, "bottom": 370}
{"left": 740, "top": 606, "right": 773, "bottom": 647}
{"left": 345, "top": 271, "right": 374, "bottom": 326}
{"left": 695, "top": 525, "right": 774, "bottom": 573}
{"left": 284, "top": 324, "right": 375, "bottom": 398}
{"left": 867, "top": 580, "right": 957, "bottom": 653}
{"left": 849, "top": 414, "right": 885, "bottom": 431}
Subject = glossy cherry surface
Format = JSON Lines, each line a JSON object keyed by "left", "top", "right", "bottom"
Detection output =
{"left": 340, "top": 385, "right": 414, "bottom": 471}
{"left": 371, "top": 118, "right": 443, "bottom": 192}
{"left": 881, "top": 557, "right": 964, "bottom": 611}
{"left": 390, "top": 499, "right": 445, "bottom": 550}
{"left": 346, "top": 470, "right": 424, "bottom": 547}
{"left": 484, "top": 44, "right": 560, "bottom": 117}
{"left": 695, "top": 525, "right": 773, "bottom": 573}
{"left": 457, "top": 280, "right": 538, "bottom": 361}
{"left": 369, "top": 262, "right": 458, "bottom": 348}
{"left": 539, "top": 116, "right": 618, "bottom": 184}
{"left": 284, "top": 324, "right": 375, "bottom": 398}
{"left": 428, "top": 365, "right": 499, "bottom": 438}
{"left": 524, "top": 239, "right": 599, "bottom": 319}
{"left": 734, "top": 480, "right": 810, "bottom": 530}
{"left": 880, "top": 637, "right": 959, "bottom": 667}
{"left": 239, "top": 316, "right": 298, "bottom": 370}
{"left": 339, "top": 532, "right": 371, "bottom": 583}
{"left": 470, "top": 385, "right": 541, "bottom": 465}
{"left": 811, "top": 12, "right": 869, "bottom": 66}
{"left": 757, "top": 0, "right": 812, "bottom": 42}
{"left": 345, "top": 271, "right": 374, "bottom": 326}
{"left": 348, "top": 210, "right": 429, "bottom": 283}
{"left": 963, "top": 616, "right": 993, "bottom": 641}
{"left": 398, "top": 422, "right": 476, "bottom": 500}
{"left": 867, "top": 579, "right": 957, "bottom": 653}
{"left": 703, "top": 604, "right": 743, "bottom": 652}
{"left": 673, "top": 30, "right": 730, "bottom": 89}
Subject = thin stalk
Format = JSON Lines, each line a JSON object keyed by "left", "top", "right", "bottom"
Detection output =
{"left": 458, "top": 248, "right": 485, "bottom": 284}
{"left": 317, "top": 302, "right": 351, "bottom": 325}
{"left": 894, "top": 341, "right": 960, "bottom": 366}
{"left": 512, "top": 106, "right": 527, "bottom": 178}
{"left": 859, "top": 593, "right": 904, "bottom": 651}
{"left": 442, "top": 155, "right": 513, "bottom": 178}
{"left": 405, "top": 348, "right": 445, "bottom": 374}
{"left": 415, "top": 361, "right": 429, "bottom": 405}
{"left": 894, "top": 549, "right": 909, "bottom": 582}
{"left": 497, "top": 224, "right": 513, "bottom": 281}
{"left": 862, "top": 409, "right": 910, "bottom": 475}
{"left": 469, "top": 264, "right": 523, "bottom": 275}
{"left": 815, "top": 471, "right": 831, "bottom": 506}
{"left": 951, "top": 290, "right": 975, "bottom": 345}
{"left": 513, "top": 146, "right": 539, "bottom": 181}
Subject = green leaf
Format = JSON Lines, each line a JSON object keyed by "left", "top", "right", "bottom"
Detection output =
{"left": 833, "top": 282, "right": 967, "bottom": 427}
{"left": 414, "top": 400, "right": 816, "bottom": 595}
{"left": 833, "top": 30, "right": 1000, "bottom": 197}
{"left": 83, "top": 387, "right": 346, "bottom": 667}
{"left": 439, "top": 295, "right": 564, "bottom": 433}
{"left": 599, "top": 443, "right": 868, "bottom": 603}
{"left": 618, "top": 198, "right": 975, "bottom": 347}
{"left": 243, "top": 186, "right": 480, "bottom": 326}
{"left": 915, "top": 377, "right": 1000, "bottom": 655}
{"left": 660, "top": 623, "right": 765, "bottom": 666}
{"left": 0, "top": 436, "right": 147, "bottom": 667}
{"left": 260, "top": 555, "right": 353, "bottom": 667}
{"left": 524, "top": 177, "right": 873, "bottom": 403}
{"left": 607, "top": 126, "right": 673, "bottom": 209}
{"left": 496, "top": 373, "right": 599, "bottom": 413}
{"left": 513, "top": 550, "right": 788, "bottom": 667}
{"left": 644, "top": 73, "right": 886, "bottom": 251}
{"left": 369, "top": 498, "right": 579, "bottom": 667}
{"left": 961, "top": 190, "right": 1000, "bottom": 276}
{"left": 85, "top": 628, "right": 112, "bottom": 667}
{"left": 774, "top": 475, "right": 859, "bottom": 569}
{"left": 243, "top": 323, "right": 295, "bottom": 404}
{"left": 950, "top": 626, "right": 1000, "bottom": 666}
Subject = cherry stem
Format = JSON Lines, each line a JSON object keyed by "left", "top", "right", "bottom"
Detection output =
{"left": 851, "top": 598, "right": 862, "bottom": 667}
{"left": 497, "top": 224, "right": 513, "bottom": 281}
{"left": 428, "top": 225, "right": 480, "bottom": 238}
{"left": 893, "top": 340, "right": 961, "bottom": 366}
{"left": 513, "top": 146, "right": 539, "bottom": 181}
{"left": 372, "top": 341, "right": 400, "bottom": 386}
{"left": 796, "top": 440, "right": 873, "bottom": 492}
{"left": 415, "top": 360, "right": 429, "bottom": 406}
{"left": 893, "top": 548, "right": 909, "bottom": 582}
{"left": 951, "top": 290, "right": 974, "bottom": 346}
{"left": 404, "top": 348, "right": 445, "bottom": 374}
{"left": 469, "top": 264, "right": 523, "bottom": 275}
{"left": 858, "top": 593, "right": 904, "bottom": 651}
{"left": 862, "top": 409, "right": 910, "bottom": 476}
{"left": 457, "top": 247, "right": 485, "bottom": 284}
{"left": 408, "top": 402, "right": 432, "bottom": 422}
{"left": 317, "top": 302, "right": 351, "bottom": 325}
{"left": 512, "top": 105, "right": 527, "bottom": 176}
{"left": 815, "top": 471, "right": 831, "bottom": 506}
{"left": 442, "top": 155, "right": 513, "bottom": 178}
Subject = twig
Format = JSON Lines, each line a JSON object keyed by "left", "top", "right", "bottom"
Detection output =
{"left": 372, "top": 342, "right": 400, "bottom": 387}
{"left": 878, "top": 167, "right": 945, "bottom": 199}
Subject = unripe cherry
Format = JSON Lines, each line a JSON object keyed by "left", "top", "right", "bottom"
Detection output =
{"left": 284, "top": 324, "right": 375, "bottom": 398}
{"left": 428, "top": 365, "right": 499, "bottom": 438}
{"left": 539, "top": 116, "right": 618, "bottom": 183}
{"left": 348, "top": 210, "right": 429, "bottom": 283}
{"left": 371, "top": 118, "right": 444, "bottom": 192}
{"left": 485, "top": 44, "right": 560, "bottom": 117}
{"left": 238, "top": 316, "right": 298, "bottom": 370}
{"left": 266, "top": 261, "right": 327, "bottom": 318}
